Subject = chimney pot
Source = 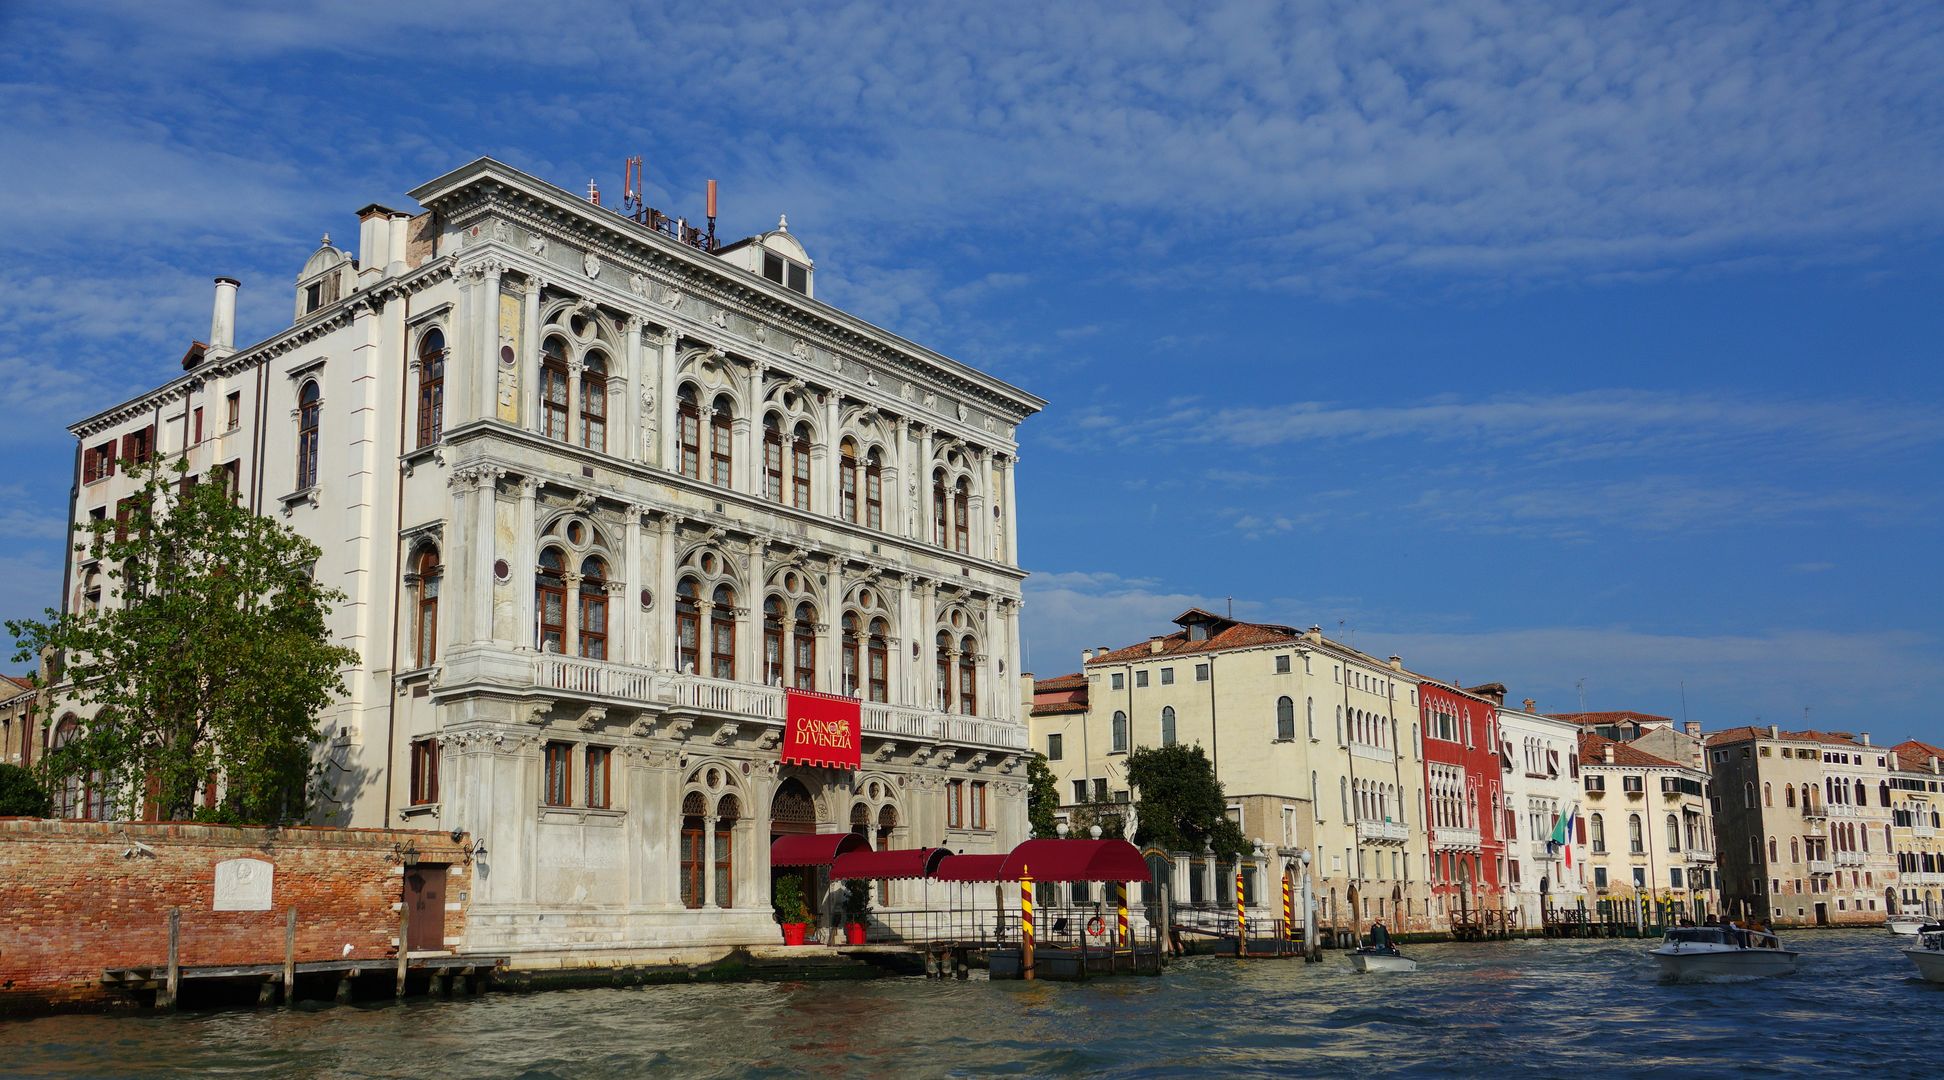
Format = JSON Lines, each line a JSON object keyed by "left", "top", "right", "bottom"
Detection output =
{"left": 1768, "top": 724, "right": 1779, "bottom": 739}
{"left": 1306, "top": 625, "right": 1323, "bottom": 643}
{"left": 1684, "top": 721, "right": 1702, "bottom": 738}
{"left": 1522, "top": 698, "right": 1536, "bottom": 714}
{"left": 1081, "top": 649, "right": 1093, "bottom": 662}
{"left": 1148, "top": 637, "right": 1165, "bottom": 655}
{"left": 1861, "top": 732, "right": 1871, "bottom": 746}
{"left": 208, "top": 277, "right": 239, "bottom": 360}
{"left": 1388, "top": 655, "right": 1402, "bottom": 672}
{"left": 387, "top": 212, "right": 411, "bottom": 276}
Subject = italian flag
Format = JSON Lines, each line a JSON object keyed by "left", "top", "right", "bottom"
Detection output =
{"left": 1552, "top": 804, "right": 1577, "bottom": 870}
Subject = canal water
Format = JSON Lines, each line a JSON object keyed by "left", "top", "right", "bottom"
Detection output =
{"left": 2, "top": 929, "right": 1934, "bottom": 1077}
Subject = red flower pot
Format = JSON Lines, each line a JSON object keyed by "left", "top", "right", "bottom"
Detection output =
{"left": 845, "top": 922, "right": 867, "bottom": 945}
{"left": 782, "top": 922, "right": 808, "bottom": 946}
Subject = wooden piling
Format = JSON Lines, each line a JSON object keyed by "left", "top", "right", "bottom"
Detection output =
{"left": 396, "top": 902, "right": 410, "bottom": 998}
{"left": 161, "top": 908, "right": 181, "bottom": 1010}
{"left": 282, "top": 907, "right": 297, "bottom": 1006}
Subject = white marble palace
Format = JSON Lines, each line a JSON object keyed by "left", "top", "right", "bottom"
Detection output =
{"left": 61, "top": 157, "right": 1044, "bottom": 960}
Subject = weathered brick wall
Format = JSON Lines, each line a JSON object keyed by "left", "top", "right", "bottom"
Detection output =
{"left": 0, "top": 818, "right": 471, "bottom": 1012}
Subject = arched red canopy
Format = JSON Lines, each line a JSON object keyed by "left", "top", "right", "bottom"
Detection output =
{"left": 830, "top": 847, "right": 952, "bottom": 881}
{"left": 929, "top": 840, "right": 1150, "bottom": 883}
{"left": 771, "top": 832, "right": 867, "bottom": 867}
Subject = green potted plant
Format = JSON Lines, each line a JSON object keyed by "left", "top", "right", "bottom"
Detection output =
{"left": 841, "top": 879, "right": 873, "bottom": 945}
{"left": 773, "top": 873, "right": 811, "bottom": 945}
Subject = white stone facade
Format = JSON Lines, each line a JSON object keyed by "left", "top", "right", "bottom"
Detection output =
{"left": 1495, "top": 707, "right": 1590, "bottom": 922}
{"left": 61, "top": 157, "right": 1044, "bottom": 959}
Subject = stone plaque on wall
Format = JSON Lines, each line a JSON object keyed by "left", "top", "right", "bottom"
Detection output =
{"left": 213, "top": 857, "right": 274, "bottom": 911}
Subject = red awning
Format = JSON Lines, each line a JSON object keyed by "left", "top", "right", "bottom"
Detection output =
{"left": 829, "top": 847, "right": 952, "bottom": 881}
{"left": 999, "top": 839, "right": 1151, "bottom": 883}
{"left": 770, "top": 832, "right": 868, "bottom": 867}
{"left": 931, "top": 853, "right": 1010, "bottom": 882}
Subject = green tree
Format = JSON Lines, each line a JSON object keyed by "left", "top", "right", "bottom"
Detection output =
{"left": 0, "top": 762, "right": 51, "bottom": 817}
{"left": 1124, "top": 743, "right": 1248, "bottom": 857}
{"left": 1025, "top": 752, "right": 1061, "bottom": 838}
{"left": 8, "top": 458, "right": 359, "bottom": 824}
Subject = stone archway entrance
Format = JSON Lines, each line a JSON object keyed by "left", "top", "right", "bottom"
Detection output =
{"left": 771, "top": 777, "right": 820, "bottom": 922}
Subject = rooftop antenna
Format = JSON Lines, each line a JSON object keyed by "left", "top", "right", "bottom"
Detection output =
{"left": 1575, "top": 678, "right": 1586, "bottom": 713}
{"left": 586, "top": 178, "right": 600, "bottom": 206}
{"left": 622, "top": 156, "right": 645, "bottom": 219}
{"left": 1226, "top": 596, "right": 1233, "bottom": 618}
{"left": 705, "top": 179, "right": 718, "bottom": 250}
{"left": 1680, "top": 680, "right": 1688, "bottom": 723}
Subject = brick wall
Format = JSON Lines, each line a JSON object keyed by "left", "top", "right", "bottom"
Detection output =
{"left": 0, "top": 818, "right": 471, "bottom": 1012}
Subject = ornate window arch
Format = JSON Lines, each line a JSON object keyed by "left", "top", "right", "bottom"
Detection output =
{"left": 542, "top": 337, "right": 572, "bottom": 442}
{"left": 580, "top": 351, "right": 609, "bottom": 452}
{"left": 839, "top": 437, "right": 859, "bottom": 523}
{"left": 1160, "top": 705, "right": 1177, "bottom": 747}
{"left": 1112, "top": 710, "right": 1128, "bottom": 753}
{"left": 678, "top": 384, "right": 704, "bottom": 480}
{"left": 537, "top": 546, "right": 568, "bottom": 653}
{"left": 578, "top": 554, "right": 609, "bottom": 659}
{"left": 409, "top": 543, "right": 441, "bottom": 667}
{"left": 708, "top": 393, "right": 735, "bottom": 488}
{"left": 1276, "top": 696, "right": 1295, "bottom": 741}
{"left": 296, "top": 379, "right": 321, "bottom": 489}
{"left": 841, "top": 581, "right": 895, "bottom": 702}
{"left": 415, "top": 328, "right": 446, "bottom": 448}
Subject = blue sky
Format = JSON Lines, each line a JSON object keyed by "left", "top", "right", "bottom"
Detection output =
{"left": 3, "top": 2, "right": 1941, "bottom": 738}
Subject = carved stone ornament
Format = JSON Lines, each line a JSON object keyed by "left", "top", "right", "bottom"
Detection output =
{"left": 873, "top": 741, "right": 899, "bottom": 762}
{"left": 628, "top": 716, "right": 656, "bottom": 740}
{"left": 901, "top": 381, "right": 916, "bottom": 401}
{"left": 492, "top": 220, "right": 510, "bottom": 242}
{"left": 630, "top": 273, "right": 648, "bottom": 296}
{"left": 956, "top": 401, "right": 968, "bottom": 421}
{"left": 966, "top": 751, "right": 989, "bottom": 771}
{"left": 527, "top": 234, "right": 546, "bottom": 256}
{"left": 863, "top": 367, "right": 879, "bottom": 388}
{"left": 923, "top": 390, "right": 937, "bottom": 408}
{"left": 665, "top": 718, "right": 695, "bottom": 742}
{"left": 983, "top": 415, "right": 996, "bottom": 433}
{"left": 710, "top": 310, "right": 728, "bottom": 329}
{"left": 662, "top": 286, "right": 683, "bottom": 308}
{"left": 576, "top": 706, "right": 607, "bottom": 732}
{"left": 757, "top": 729, "right": 783, "bottom": 751}
{"left": 753, "top": 323, "right": 767, "bottom": 343}
{"left": 791, "top": 339, "right": 809, "bottom": 360}
{"left": 582, "top": 251, "right": 601, "bottom": 278}
{"left": 518, "top": 700, "right": 553, "bottom": 726}
{"left": 712, "top": 722, "right": 740, "bottom": 746}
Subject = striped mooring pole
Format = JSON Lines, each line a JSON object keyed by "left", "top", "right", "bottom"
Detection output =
{"left": 1020, "top": 865, "right": 1036, "bottom": 981}
{"left": 1283, "top": 871, "right": 1297, "bottom": 941}
{"left": 1115, "top": 881, "right": 1130, "bottom": 949}
{"left": 1235, "top": 867, "right": 1248, "bottom": 957}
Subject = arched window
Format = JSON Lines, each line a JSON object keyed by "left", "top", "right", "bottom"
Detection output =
{"left": 1791, "top": 837, "right": 1800, "bottom": 862}
{"left": 715, "top": 793, "right": 739, "bottom": 909}
{"left": 1763, "top": 782, "right": 1772, "bottom": 807}
{"left": 579, "top": 352, "right": 608, "bottom": 452}
{"left": 1744, "top": 781, "right": 1755, "bottom": 808}
{"left": 1336, "top": 705, "right": 1343, "bottom": 745}
{"left": 864, "top": 448, "right": 883, "bottom": 530}
{"left": 953, "top": 477, "right": 970, "bottom": 553}
{"left": 678, "top": 386, "right": 703, "bottom": 479}
{"left": 680, "top": 790, "right": 707, "bottom": 909}
{"left": 675, "top": 578, "right": 701, "bottom": 673}
{"left": 415, "top": 329, "right": 445, "bottom": 448}
{"left": 793, "top": 602, "right": 819, "bottom": 690}
{"left": 1768, "top": 837, "right": 1778, "bottom": 862}
{"left": 763, "top": 414, "right": 785, "bottom": 503}
{"left": 1591, "top": 813, "right": 1606, "bottom": 853}
{"left": 932, "top": 470, "right": 948, "bottom": 546}
{"left": 1340, "top": 775, "right": 1349, "bottom": 821}
{"left": 1276, "top": 696, "right": 1295, "bottom": 741}
{"left": 578, "top": 555, "right": 608, "bottom": 660}
{"left": 1665, "top": 813, "right": 1680, "bottom": 853}
{"left": 866, "top": 618, "right": 890, "bottom": 703}
{"left": 790, "top": 423, "right": 812, "bottom": 510}
{"left": 50, "top": 716, "right": 85, "bottom": 819}
{"left": 1882, "top": 782, "right": 1893, "bottom": 808}
{"left": 542, "top": 339, "right": 571, "bottom": 442}
{"left": 1161, "top": 706, "right": 1177, "bottom": 747}
{"left": 709, "top": 396, "right": 734, "bottom": 488}
{"left": 841, "top": 612, "right": 860, "bottom": 695}
{"left": 295, "top": 380, "right": 321, "bottom": 489}
{"left": 709, "top": 584, "right": 737, "bottom": 679}
{"left": 412, "top": 546, "right": 440, "bottom": 668}
{"left": 763, "top": 596, "right": 785, "bottom": 685}
{"left": 1628, "top": 813, "right": 1643, "bottom": 854}
{"left": 934, "top": 632, "right": 953, "bottom": 711}
{"left": 1786, "top": 785, "right": 1797, "bottom": 808}
{"left": 957, "top": 635, "right": 977, "bottom": 715}
{"left": 536, "top": 547, "right": 567, "bottom": 653}
{"left": 1306, "top": 697, "right": 1315, "bottom": 740}
{"left": 840, "top": 438, "right": 859, "bottom": 523}
{"left": 1112, "top": 710, "right": 1128, "bottom": 753}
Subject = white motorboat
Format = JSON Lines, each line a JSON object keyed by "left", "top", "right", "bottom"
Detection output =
{"left": 1651, "top": 926, "right": 1798, "bottom": 980}
{"left": 1902, "top": 926, "right": 1944, "bottom": 982}
{"left": 1350, "top": 946, "right": 1418, "bottom": 973}
{"left": 1887, "top": 915, "right": 1929, "bottom": 936}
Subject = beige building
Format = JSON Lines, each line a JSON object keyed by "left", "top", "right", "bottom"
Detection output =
{"left": 1709, "top": 726, "right": 1895, "bottom": 927}
{"left": 1, "top": 675, "right": 38, "bottom": 769}
{"left": 1578, "top": 732, "right": 1717, "bottom": 923}
{"left": 1890, "top": 740, "right": 1944, "bottom": 918}
{"left": 1028, "top": 609, "right": 1435, "bottom": 936}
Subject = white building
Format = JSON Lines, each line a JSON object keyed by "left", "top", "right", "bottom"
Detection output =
{"left": 1480, "top": 691, "right": 1589, "bottom": 924}
{"left": 59, "top": 157, "right": 1044, "bottom": 963}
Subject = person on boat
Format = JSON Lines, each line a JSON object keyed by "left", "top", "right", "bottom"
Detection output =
{"left": 1367, "top": 923, "right": 1396, "bottom": 954}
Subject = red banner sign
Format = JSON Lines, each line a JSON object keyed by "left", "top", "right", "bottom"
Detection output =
{"left": 782, "top": 689, "right": 862, "bottom": 770}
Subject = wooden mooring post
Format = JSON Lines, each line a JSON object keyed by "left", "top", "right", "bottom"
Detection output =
{"left": 160, "top": 908, "right": 181, "bottom": 1010}
{"left": 395, "top": 901, "right": 410, "bottom": 998}
{"left": 282, "top": 907, "right": 297, "bottom": 1006}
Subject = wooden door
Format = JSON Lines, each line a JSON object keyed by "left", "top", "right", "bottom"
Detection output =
{"left": 404, "top": 863, "right": 448, "bottom": 952}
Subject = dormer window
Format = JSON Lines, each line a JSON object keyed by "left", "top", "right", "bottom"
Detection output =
{"left": 305, "top": 282, "right": 323, "bottom": 313}
{"left": 763, "top": 252, "right": 808, "bottom": 294}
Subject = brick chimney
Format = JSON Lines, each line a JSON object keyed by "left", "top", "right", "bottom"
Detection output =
{"left": 1684, "top": 721, "right": 1702, "bottom": 738}
{"left": 1148, "top": 637, "right": 1165, "bottom": 655}
{"left": 1306, "top": 625, "right": 1323, "bottom": 643}
{"left": 1522, "top": 698, "right": 1536, "bottom": 714}
{"left": 1388, "top": 655, "right": 1403, "bottom": 671}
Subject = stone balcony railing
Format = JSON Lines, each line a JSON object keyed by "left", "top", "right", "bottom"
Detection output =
{"left": 1914, "top": 823, "right": 1937, "bottom": 839}
{"left": 1431, "top": 826, "right": 1481, "bottom": 851}
{"left": 459, "top": 647, "right": 1028, "bottom": 752}
{"left": 1828, "top": 804, "right": 1863, "bottom": 819}
{"left": 1835, "top": 849, "right": 1867, "bottom": 867}
{"left": 1349, "top": 742, "right": 1394, "bottom": 765}
{"left": 1902, "top": 871, "right": 1944, "bottom": 886}
{"left": 1808, "top": 859, "right": 1835, "bottom": 875}
{"left": 1685, "top": 848, "right": 1716, "bottom": 864}
{"left": 1356, "top": 819, "right": 1410, "bottom": 844}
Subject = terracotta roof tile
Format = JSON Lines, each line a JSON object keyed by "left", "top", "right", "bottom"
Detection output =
{"left": 1704, "top": 726, "right": 1870, "bottom": 749}
{"left": 1030, "top": 702, "right": 1090, "bottom": 717}
{"left": 1032, "top": 673, "right": 1086, "bottom": 691}
{"left": 1892, "top": 740, "right": 1944, "bottom": 773}
{"left": 1554, "top": 710, "right": 1675, "bottom": 727}
{"left": 1579, "top": 732, "right": 1684, "bottom": 770}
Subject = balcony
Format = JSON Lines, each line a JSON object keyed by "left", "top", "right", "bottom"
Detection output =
{"left": 1685, "top": 849, "right": 1716, "bottom": 864}
{"left": 1357, "top": 819, "right": 1410, "bottom": 844}
{"left": 1835, "top": 850, "right": 1867, "bottom": 867}
{"left": 1903, "top": 871, "right": 1944, "bottom": 886}
{"left": 1431, "top": 826, "right": 1481, "bottom": 852}
{"left": 1915, "top": 824, "right": 1937, "bottom": 839}
{"left": 449, "top": 647, "right": 1028, "bottom": 752}
{"left": 1350, "top": 742, "right": 1394, "bottom": 765}
{"left": 1808, "top": 859, "right": 1835, "bottom": 875}
{"left": 1532, "top": 840, "right": 1562, "bottom": 861}
{"left": 1802, "top": 806, "right": 1828, "bottom": 821}
{"left": 1829, "top": 804, "right": 1863, "bottom": 819}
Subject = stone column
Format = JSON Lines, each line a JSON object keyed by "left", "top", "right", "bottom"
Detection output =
{"left": 917, "top": 580, "right": 937, "bottom": 710}
{"left": 479, "top": 263, "right": 504, "bottom": 422}
{"left": 657, "top": 332, "right": 678, "bottom": 471}
{"left": 623, "top": 317, "right": 644, "bottom": 463}
{"left": 521, "top": 277, "right": 542, "bottom": 430}
{"left": 473, "top": 469, "right": 501, "bottom": 643}
{"left": 886, "top": 417, "right": 908, "bottom": 536}
{"left": 515, "top": 477, "right": 538, "bottom": 649}
{"left": 655, "top": 516, "right": 679, "bottom": 670}
{"left": 1005, "top": 601, "right": 1024, "bottom": 725}
{"left": 1002, "top": 453, "right": 1020, "bottom": 565}
{"left": 916, "top": 425, "right": 934, "bottom": 544}
{"left": 623, "top": 506, "right": 644, "bottom": 665}
{"left": 982, "top": 594, "right": 1001, "bottom": 720}
{"left": 823, "top": 391, "right": 841, "bottom": 513}
{"left": 739, "top": 539, "right": 766, "bottom": 683}
{"left": 738, "top": 360, "right": 764, "bottom": 494}
{"left": 445, "top": 467, "right": 475, "bottom": 649}
{"left": 448, "top": 270, "right": 475, "bottom": 428}
{"left": 821, "top": 559, "right": 843, "bottom": 693}
{"left": 702, "top": 814, "right": 718, "bottom": 908}
{"left": 981, "top": 449, "right": 998, "bottom": 561}
{"left": 566, "top": 359, "right": 584, "bottom": 449}
{"left": 561, "top": 571, "right": 582, "bottom": 657}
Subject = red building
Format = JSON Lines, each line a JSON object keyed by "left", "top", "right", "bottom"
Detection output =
{"left": 1419, "top": 679, "right": 1506, "bottom": 929}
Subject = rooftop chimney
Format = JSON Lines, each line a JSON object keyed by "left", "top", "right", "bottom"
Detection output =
{"left": 1522, "top": 698, "right": 1536, "bottom": 714}
{"left": 1605, "top": 746, "right": 1615, "bottom": 764}
{"left": 1768, "top": 724, "right": 1780, "bottom": 739}
{"left": 1684, "top": 721, "right": 1702, "bottom": 738}
{"left": 1149, "top": 637, "right": 1165, "bottom": 655}
{"left": 1306, "top": 625, "right": 1323, "bottom": 643}
{"left": 387, "top": 212, "right": 411, "bottom": 276}
{"left": 355, "top": 204, "right": 397, "bottom": 285}
{"left": 1388, "top": 655, "right": 1403, "bottom": 672}
{"left": 1081, "top": 649, "right": 1094, "bottom": 663}
{"left": 207, "top": 277, "right": 239, "bottom": 361}
{"left": 1861, "top": 732, "right": 1871, "bottom": 746}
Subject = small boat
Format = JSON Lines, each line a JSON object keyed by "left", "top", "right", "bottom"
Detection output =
{"left": 1349, "top": 924, "right": 1417, "bottom": 973}
{"left": 1888, "top": 915, "right": 1930, "bottom": 936}
{"left": 1651, "top": 925, "right": 1797, "bottom": 980}
{"left": 1902, "top": 926, "right": 1944, "bottom": 982}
